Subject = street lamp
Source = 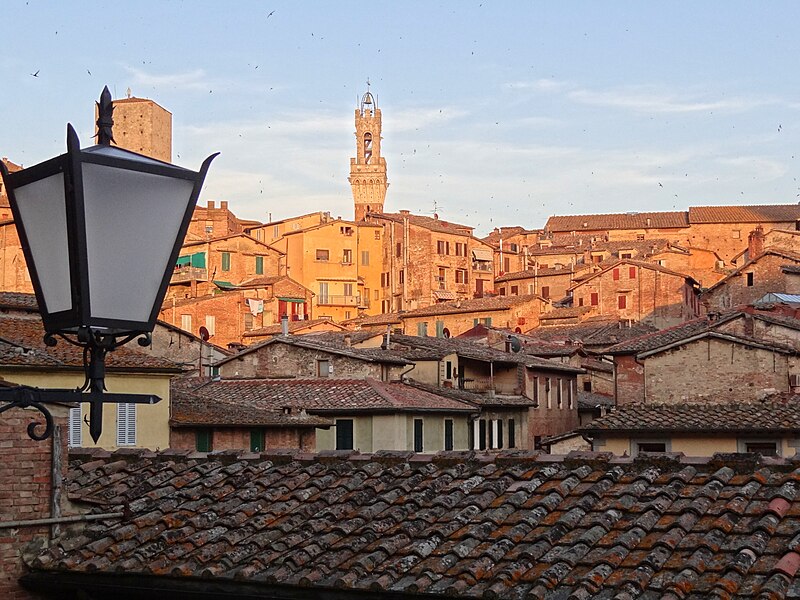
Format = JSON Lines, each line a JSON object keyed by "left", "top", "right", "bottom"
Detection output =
{"left": 0, "top": 86, "right": 217, "bottom": 442}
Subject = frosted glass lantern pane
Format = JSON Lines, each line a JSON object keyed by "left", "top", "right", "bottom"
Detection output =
{"left": 81, "top": 163, "right": 194, "bottom": 323}
{"left": 13, "top": 173, "right": 72, "bottom": 313}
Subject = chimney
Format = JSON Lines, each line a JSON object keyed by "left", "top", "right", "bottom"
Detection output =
{"left": 399, "top": 209, "right": 410, "bottom": 215}
{"left": 207, "top": 200, "right": 215, "bottom": 209}
{"left": 748, "top": 225, "right": 765, "bottom": 259}
{"left": 281, "top": 314, "right": 289, "bottom": 336}
{"left": 382, "top": 325, "right": 392, "bottom": 350}
{"left": 646, "top": 217, "right": 651, "bottom": 227}
{"left": 221, "top": 201, "right": 228, "bottom": 210}
{"left": 344, "top": 334, "right": 352, "bottom": 347}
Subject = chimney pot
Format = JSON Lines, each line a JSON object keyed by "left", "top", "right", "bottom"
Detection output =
{"left": 208, "top": 200, "right": 215, "bottom": 209}
{"left": 281, "top": 315, "right": 289, "bottom": 336}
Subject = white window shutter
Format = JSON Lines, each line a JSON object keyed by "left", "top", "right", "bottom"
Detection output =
{"left": 116, "top": 403, "right": 136, "bottom": 446}
{"left": 68, "top": 406, "right": 82, "bottom": 448}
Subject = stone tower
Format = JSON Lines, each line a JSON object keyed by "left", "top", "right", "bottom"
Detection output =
{"left": 94, "top": 91, "right": 172, "bottom": 163}
{"left": 349, "top": 86, "right": 388, "bottom": 221}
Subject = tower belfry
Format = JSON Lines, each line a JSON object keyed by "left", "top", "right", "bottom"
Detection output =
{"left": 349, "top": 82, "right": 388, "bottom": 221}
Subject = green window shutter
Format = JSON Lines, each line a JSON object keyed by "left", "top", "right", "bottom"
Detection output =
{"left": 250, "top": 429, "right": 265, "bottom": 452}
{"left": 191, "top": 252, "right": 206, "bottom": 268}
{"left": 436, "top": 321, "right": 444, "bottom": 338}
{"left": 196, "top": 429, "right": 212, "bottom": 452}
{"left": 221, "top": 252, "right": 231, "bottom": 271}
{"left": 473, "top": 319, "right": 479, "bottom": 327}
{"left": 417, "top": 322, "right": 428, "bottom": 337}
{"left": 335, "top": 420, "right": 354, "bottom": 450}
{"left": 176, "top": 255, "right": 191, "bottom": 267}
{"left": 255, "top": 256, "right": 264, "bottom": 275}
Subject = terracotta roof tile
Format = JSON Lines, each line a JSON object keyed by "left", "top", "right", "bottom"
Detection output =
{"left": 689, "top": 204, "right": 800, "bottom": 224}
{"left": 372, "top": 212, "right": 475, "bottom": 236}
{"left": 29, "top": 450, "right": 800, "bottom": 598}
{"left": 580, "top": 401, "right": 800, "bottom": 434}
{"left": 399, "top": 294, "right": 545, "bottom": 318}
{"left": 546, "top": 211, "right": 689, "bottom": 233}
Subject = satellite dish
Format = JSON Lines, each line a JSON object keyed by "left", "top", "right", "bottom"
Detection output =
{"left": 508, "top": 335, "right": 522, "bottom": 353}
{"left": 442, "top": 327, "right": 451, "bottom": 338}
{"left": 198, "top": 326, "right": 210, "bottom": 341}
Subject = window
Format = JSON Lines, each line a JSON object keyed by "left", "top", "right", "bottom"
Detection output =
{"left": 272, "top": 225, "right": 280, "bottom": 238}
{"left": 319, "top": 282, "right": 329, "bottom": 304}
{"left": 545, "top": 377, "right": 552, "bottom": 409}
{"left": 578, "top": 297, "right": 584, "bottom": 307}
{"left": 584, "top": 380, "right": 592, "bottom": 392}
{"left": 374, "top": 289, "right": 380, "bottom": 300}
{"left": 499, "top": 288, "right": 507, "bottom": 296}
{"left": 568, "top": 379, "right": 574, "bottom": 409}
{"left": 620, "top": 252, "right": 633, "bottom": 259}
{"left": 618, "top": 295, "right": 627, "bottom": 309}
{"left": 532, "top": 376, "right": 539, "bottom": 407}
{"left": 205, "top": 315, "right": 216, "bottom": 336}
{"left": 250, "top": 429, "right": 265, "bottom": 452}
{"left": 342, "top": 249, "right": 353, "bottom": 264}
{"left": 455, "top": 269, "right": 468, "bottom": 284}
{"left": 444, "top": 419, "right": 454, "bottom": 451}
{"left": 68, "top": 406, "right": 82, "bottom": 448}
{"left": 557, "top": 378, "right": 563, "bottom": 409}
{"left": 396, "top": 243, "right": 402, "bottom": 257}
{"left": 195, "top": 429, "right": 212, "bottom": 452}
{"left": 181, "top": 314, "right": 192, "bottom": 332}
{"left": 254, "top": 229, "right": 262, "bottom": 241}
{"left": 374, "top": 230, "right": 381, "bottom": 240}
{"left": 509, "top": 243, "right": 519, "bottom": 253}
{"left": 414, "top": 419, "right": 424, "bottom": 452}
{"left": 316, "top": 249, "right": 329, "bottom": 261}
{"left": 455, "top": 242, "right": 466, "bottom": 256}
{"left": 317, "top": 359, "right": 331, "bottom": 377}
{"left": 255, "top": 256, "right": 264, "bottom": 274}
{"left": 511, "top": 285, "right": 519, "bottom": 295}
{"left": 417, "top": 322, "right": 428, "bottom": 336}
{"left": 361, "top": 250, "right": 370, "bottom": 266}
{"left": 739, "top": 440, "right": 779, "bottom": 456}
{"left": 508, "top": 419, "right": 516, "bottom": 448}
{"left": 629, "top": 266, "right": 637, "bottom": 279}
{"left": 635, "top": 441, "right": 668, "bottom": 455}
{"left": 343, "top": 283, "right": 353, "bottom": 297}
{"left": 116, "top": 403, "right": 136, "bottom": 446}
{"left": 221, "top": 252, "right": 231, "bottom": 272}
{"left": 244, "top": 313, "right": 253, "bottom": 330}
{"left": 613, "top": 268, "right": 620, "bottom": 281}
{"left": 399, "top": 270, "right": 405, "bottom": 284}
{"left": 504, "top": 257, "right": 511, "bottom": 272}
{"left": 445, "top": 361, "right": 453, "bottom": 380}
{"left": 478, "top": 420, "right": 487, "bottom": 450}
{"left": 436, "top": 320, "right": 445, "bottom": 338}
{"left": 541, "top": 286, "right": 550, "bottom": 299}
{"left": 340, "top": 226, "right": 354, "bottom": 236}
{"left": 335, "top": 419, "right": 354, "bottom": 450}
{"left": 363, "top": 132, "right": 373, "bottom": 164}
{"left": 732, "top": 230, "right": 741, "bottom": 239}
{"left": 437, "top": 240, "right": 447, "bottom": 255}
{"left": 636, "top": 234, "right": 645, "bottom": 241}
{"left": 497, "top": 420, "right": 503, "bottom": 449}
{"left": 590, "top": 292, "right": 599, "bottom": 306}
{"left": 487, "top": 420, "right": 494, "bottom": 449}
{"left": 746, "top": 272, "right": 754, "bottom": 287}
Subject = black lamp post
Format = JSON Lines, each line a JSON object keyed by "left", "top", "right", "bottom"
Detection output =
{"left": 0, "top": 86, "right": 217, "bottom": 442}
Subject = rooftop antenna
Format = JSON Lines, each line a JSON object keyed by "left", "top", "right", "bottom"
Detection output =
{"left": 126, "top": 87, "right": 132, "bottom": 99}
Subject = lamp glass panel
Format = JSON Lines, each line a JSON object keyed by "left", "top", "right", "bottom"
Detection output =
{"left": 13, "top": 173, "right": 72, "bottom": 313}
{"left": 81, "top": 163, "right": 194, "bottom": 324}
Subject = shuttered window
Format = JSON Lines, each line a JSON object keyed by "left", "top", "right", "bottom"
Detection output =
{"left": 414, "top": 419, "right": 424, "bottom": 452}
{"left": 250, "top": 429, "right": 265, "bottom": 452}
{"left": 444, "top": 419, "right": 454, "bottom": 451}
{"left": 508, "top": 419, "right": 516, "bottom": 448}
{"left": 196, "top": 429, "right": 212, "bottom": 452}
{"left": 336, "top": 419, "right": 354, "bottom": 450}
{"left": 68, "top": 406, "right": 82, "bottom": 448}
{"left": 221, "top": 252, "right": 231, "bottom": 271}
{"left": 116, "top": 403, "right": 136, "bottom": 446}
{"left": 255, "top": 256, "right": 264, "bottom": 275}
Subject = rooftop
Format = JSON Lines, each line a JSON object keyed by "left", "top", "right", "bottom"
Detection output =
{"left": 26, "top": 449, "right": 800, "bottom": 599}
{"left": 688, "top": 204, "right": 800, "bottom": 224}
{"left": 545, "top": 211, "right": 689, "bottom": 232}
{"left": 371, "top": 211, "right": 476, "bottom": 237}
{"left": 398, "top": 294, "right": 545, "bottom": 318}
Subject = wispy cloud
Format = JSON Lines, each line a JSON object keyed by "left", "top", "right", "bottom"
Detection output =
{"left": 506, "top": 78, "right": 570, "bottom": 93}
{"left": 567, "top": 86, "right": 770, "bottom": 114}
{"left": 123, "top": 66, "right": 212, "bottom": 91}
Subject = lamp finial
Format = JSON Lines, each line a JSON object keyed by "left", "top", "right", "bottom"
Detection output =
{"left": 95, "top": 85, "right": 115, "bottom": 146}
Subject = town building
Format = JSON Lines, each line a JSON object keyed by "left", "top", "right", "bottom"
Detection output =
{"left": 244, "top": 211, "right": 333, "bottom": 253}
{"left": 0, "top": 157, "right": 21, "bottom": 220}
{"left": 398, "top": 293, "right": 549, "bottom": 337}
{"left": 582, "top": 400, "right": 800, "bottom": 457}
{"left": 567, "top": 259, "right": 701, "bottom": 327}
{"left": 703, "top": 248, "right": 800, "bottom": 311}
{"left": 241, "top": 317, "right": 349, "bottom": 344}
{"left": 495, "top": 263, "right": 593, "bottom": 302}
{"left": 607, "top": 313, "right": 800, "bottom": 405}
{"left": 98, "top": 93, "right": 172, "bottom": 162}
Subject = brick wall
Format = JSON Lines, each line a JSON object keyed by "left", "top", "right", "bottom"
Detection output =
{"left": 704, "top": 253, "right": 800, "bottom": 311}
{"left": 614, "top": 354, "right": 645, "bottom": 405}
{"left": 0, "top": 408, "right": 67, "bottom": 599}
{"left": 170, "top": 426, "right": 316, "bottom": 451}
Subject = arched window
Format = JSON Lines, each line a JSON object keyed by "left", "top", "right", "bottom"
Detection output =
{"left": 363, "top": 132, "right": 373, "bottom": 164}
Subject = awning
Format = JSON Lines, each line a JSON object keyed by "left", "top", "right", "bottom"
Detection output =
{"left": 472, "top": 248, "right": 493, "bottom": 262}
{"left": 277, "top": 297, "right": 306, "bottom": 303}
{"left": 213, "top": 280, "right": 236, "bottom": 290}
{"left": 433, "top": 290, "right": 458, "bottom": 301}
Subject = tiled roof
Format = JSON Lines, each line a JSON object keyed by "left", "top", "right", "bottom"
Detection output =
{"left": 342, "top": 312, "right": 403, "bottom": 327}
{"left": 546, "top": 211, "right": 689, "bottom": 232}
{"left": 172, "top": 378, "right": 476, "bottom": 414}
{"left": 705, "top": 250, "right": 800, "bottom": 293}
{"left": 181, "top": 232, "right": 285, "bottom": 253}
{"left": 781, "top": 265, "right": 800, "bottom": 274}
{"left": 495, "top": 265, "right": 590, "bottom": 283}
{"left": 480, "top": 226, "right": 538, "bottom": 247}
{"left": 399, "top": 294, "right": 544, "bottom": 318}
{"left": 526, "top": 319, "right": 659, "bottom": 348}
{"left": 569, "top": 258, "right": 697, "bottom": 290}
{"left": 689, "top": 204, "right": 800, "bottom": 224}
{"left": 577, "top": 391, "right": 615, "bottom": 410}
{"left": 407, "top": 380, "right": 537, "bottom": 408}
{"left": 28, "top": 449, "right": 800, "bottom": 599}
{"left": 539, "top": 306, "right": 594, "bottom": 322}
{"left": 581, "top": 400, "right": 800, "bottom": 434}
{"left": 218, "top": 335, "right": 411, "bottom": 366}
{"left": 373, "top": 212, "right": 475, "bottom": 236}
{"left": 0, "top": 291, "right": 39, "bottom": 311}
{"left": 0, "top": 315, "right": 183, "bottom": 372}
{"left": 241, "top": 318, "right": 348, "bottom": 338}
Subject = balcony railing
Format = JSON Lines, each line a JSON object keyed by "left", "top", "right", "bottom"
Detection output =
{"left": 472, "top": 262, "right": 493, "bottom": 272}
{"left": 171, "top": 266, "right": 208, "bottom": 283}
{"left": 317, "top": 294, "right": 361, "bottom": 306}
{"left": 459, "top": 377, "right": 519, "bottom": 395}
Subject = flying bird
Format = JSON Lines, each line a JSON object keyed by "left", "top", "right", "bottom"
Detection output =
{"left": 30, "top": 70, "right": 39, "bottom": 77}
{"left": 267, "top": 10, "right": 275, "bottom": 18}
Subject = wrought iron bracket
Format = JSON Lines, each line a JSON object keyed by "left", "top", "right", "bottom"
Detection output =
{"left": 3, "top": 329, "right": 160, "bottom": 443}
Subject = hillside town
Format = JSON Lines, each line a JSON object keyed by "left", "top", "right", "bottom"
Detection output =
{"left": 3, "top": 87, "right": 800, "bottom": 598}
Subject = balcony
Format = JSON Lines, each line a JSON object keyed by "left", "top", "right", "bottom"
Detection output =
{"left": 435, "top": 276, "right": 447, "bottom": 290}
{"left": 171, "top": 266, "right": 208, "bottom": 283}
{"left": 472, "top": 262, "right": 493, "bottom": 272}
{"left": 317, "top": 294, "right": 361, "bottom": 306}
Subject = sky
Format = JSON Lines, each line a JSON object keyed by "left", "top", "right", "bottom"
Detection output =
{"left": 2, "top": 2, "right": 800, "bottom": 237}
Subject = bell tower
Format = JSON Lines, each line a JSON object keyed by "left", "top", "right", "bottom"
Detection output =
{"left": 349, "top": 83, "right": 388, "bottom": 221}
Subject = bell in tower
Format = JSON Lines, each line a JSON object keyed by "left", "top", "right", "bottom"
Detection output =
{"left": 349, "top": 81, "right": 388, "bottom": 222}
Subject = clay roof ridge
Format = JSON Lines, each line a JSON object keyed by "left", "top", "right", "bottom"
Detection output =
{"left": 705, "top": 249, "right": 800, "bottom": 292}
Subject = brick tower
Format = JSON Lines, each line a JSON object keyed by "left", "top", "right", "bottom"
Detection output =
{"left": 349, "top": 84, "right": 388, "bottom": 221}
{"left": 94, "top": 89, "right": 172, "bottom": 163}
